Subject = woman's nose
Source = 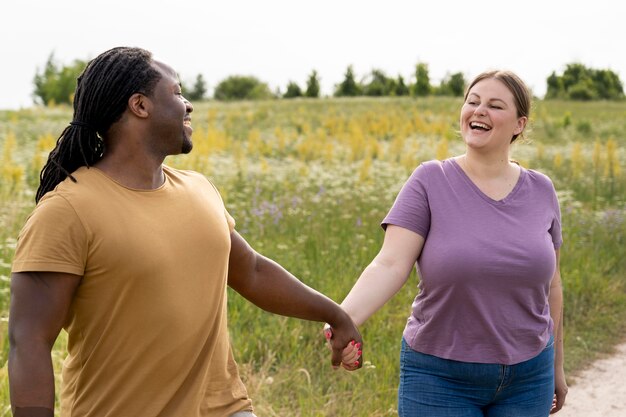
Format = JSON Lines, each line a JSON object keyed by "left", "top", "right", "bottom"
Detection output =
{"left": 474, "top": 103, "right": 487, "bottom": 116}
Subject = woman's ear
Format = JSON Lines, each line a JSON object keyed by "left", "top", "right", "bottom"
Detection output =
{"left": 127, "top": 93, "right": 150, "bottom": 119}
{"left": 514, "top": 116, "right": 528, "bottom": 135}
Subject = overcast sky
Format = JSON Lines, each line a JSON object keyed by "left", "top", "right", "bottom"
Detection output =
{"left": 1, "top": 0, "right": 623, "bottom": 109}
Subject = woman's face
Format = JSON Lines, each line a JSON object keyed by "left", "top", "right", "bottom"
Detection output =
{"left": 460, "top": 78, "right": 527, "bottom": 152}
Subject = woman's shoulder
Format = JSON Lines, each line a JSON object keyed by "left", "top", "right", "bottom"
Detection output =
{"left": 413, "top": 158, "right": 450, "bottom": 174}
{"left": 404, "top": 159, "right": 460, "bottom": 190}
{"left": 524, "top": 167, "right": 556, "bottom": 190}
{"left": 419, "top": 158, "right": 449, "bottom": 169}
{"left": 412, "top": 158, "right": 461, "bottom": 178}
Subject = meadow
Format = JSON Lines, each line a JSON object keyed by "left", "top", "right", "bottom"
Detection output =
{"left": 0, "top": 96, "right": 624, "bottom": 416}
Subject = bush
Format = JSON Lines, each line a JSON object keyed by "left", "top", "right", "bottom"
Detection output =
{"left": 214, "top": 76, "right": 273, "bottom": 101}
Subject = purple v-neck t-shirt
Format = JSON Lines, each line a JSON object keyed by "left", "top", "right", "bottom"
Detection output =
{"left": 383, "top": 158, "right": 562, "bottom": 365}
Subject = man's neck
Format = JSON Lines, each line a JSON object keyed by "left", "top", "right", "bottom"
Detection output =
{"left": 94, "top": 155, "right": 166, "bottom": 190}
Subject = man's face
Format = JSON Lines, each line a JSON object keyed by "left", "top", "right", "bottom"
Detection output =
{"left": 146, "top": 61, "right": 194, "bottom": 156}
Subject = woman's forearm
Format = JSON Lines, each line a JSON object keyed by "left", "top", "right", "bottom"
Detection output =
{"left": 341, "top": 258, "right": 411, "bottom": 326}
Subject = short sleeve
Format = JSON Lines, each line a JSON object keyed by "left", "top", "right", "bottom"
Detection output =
{"left": 201, "top": 173, "right": 236, "bottom": 233}
{"left": 224, "top": 209, "right": 236, "bottom": 233}
{"left": 12, "top": 194, "right": 88, "bottom": 276}
{"left": 382, "top": 163, "right": 431, "bottom": 238}
{"left": 549, "top": 183, "right": 563, "bottom": 249}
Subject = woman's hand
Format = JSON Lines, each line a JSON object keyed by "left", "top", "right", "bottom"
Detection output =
{"left": 323, "top": 323, "right": 362, "bottom": 371}
{"left": 550, "top": 366, "right": 568, "bottom": 413}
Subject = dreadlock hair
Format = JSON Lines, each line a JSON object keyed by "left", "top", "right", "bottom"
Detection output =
{"left": 35, "top": 47, "right": 162, "bottom": 203}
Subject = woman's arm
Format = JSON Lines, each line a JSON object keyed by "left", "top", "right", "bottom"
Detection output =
{"left": 341, "top": 225, "right": 425, "bottom": 326}
{"left": 549, "top": 249, "right": 568, "bottom": 414}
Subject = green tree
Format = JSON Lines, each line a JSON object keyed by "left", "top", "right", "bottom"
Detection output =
{"left": 283, "top": 81, "right": 302, "bottom": 98}
{"left": 395, "top": 75, "right": 409, "bottom": 96}
{"left": 412, "top": 62, "right": 431, "bottom": 97}
{"left": 305, "top": 70, "right": 320, "bottom": 98}
{"left": 184, "top": 74, "right": 208, "bottom": 101}
{"left": 435, "top": 72, "right": 466, "bottom": 97}
{"left": 33, "top": 53, "right": 87, "bottom": 105}
{"left": 546, "top": 63, "right": 624, "bottom": 100}
{"left": 568, "top": 80, "right": 596, "bottom": 101}
{"left": 545, "top": 71, "right": 564, "bottom": 99}
{"left": 562, "top": 63, "right": 592, "bottom": 92}
{"left": 363, "top": 69, "right": 394, "bottom": 96}
{"left": 446, "top": 72, "right": 466, "bottom": 97}
{"left": 592, "top": 69, "right": 624, "bottom": 99}
{"left": 334, "top": 65, "right": 361, "bottom": 97}
{"left": 213, "top": 75, "right": 272, "bottom": 101}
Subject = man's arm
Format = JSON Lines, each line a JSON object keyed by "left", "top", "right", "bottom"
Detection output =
{"left": 227, "top": 231, "right": 361, "bottom": 368}
{"left": 9, "top": 272, "right": 82, "bottom": 417}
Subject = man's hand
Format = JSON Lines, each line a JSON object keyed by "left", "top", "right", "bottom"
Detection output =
{"left": 323, "top": 323, "right": 363, "bottom": 371}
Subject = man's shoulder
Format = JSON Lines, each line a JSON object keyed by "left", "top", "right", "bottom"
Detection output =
{"left": 41, "top": 167, "right": 107, "bottom": 206}
{"left": 163, "top": 165, "right": 208, "bottom": 182}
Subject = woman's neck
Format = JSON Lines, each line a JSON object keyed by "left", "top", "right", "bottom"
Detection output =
{"left": 461, "top": 149, "right": 514, "bottom": 180}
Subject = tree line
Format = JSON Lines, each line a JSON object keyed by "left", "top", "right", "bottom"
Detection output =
{"left": 32, "top": 53, "right": 624, "bottom": 105}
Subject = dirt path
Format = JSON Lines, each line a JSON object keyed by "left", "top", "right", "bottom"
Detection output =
{"left": 557, "top": 341, "right": 626, "bottom": 416}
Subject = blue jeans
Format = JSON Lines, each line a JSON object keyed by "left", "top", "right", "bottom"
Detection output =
{"left": 398, "top": 337, "right": 554, "bottom": 417}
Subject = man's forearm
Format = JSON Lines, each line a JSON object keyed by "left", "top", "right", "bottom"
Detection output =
{"left": 13, "top": 407, "right": 54, "bottom": 417}
{"left": 9, "top": 345, "right": 55, "bottom": 416}
{"left": 236, "top": 254, "right": 345, "bottom": 324}
{"left": 227, "top": 234, "right": 362, "bottom": 367}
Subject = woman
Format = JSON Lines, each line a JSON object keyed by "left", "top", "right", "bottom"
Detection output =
{"left": 335, "top": 70, "right": 567, "bottom": 416}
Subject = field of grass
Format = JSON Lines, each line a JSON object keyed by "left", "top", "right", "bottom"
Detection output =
{"left": 0, "top": 97, "right": 624, "bottom": 416}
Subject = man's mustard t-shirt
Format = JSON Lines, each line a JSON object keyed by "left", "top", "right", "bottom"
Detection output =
{"left": 12, "top": 166, "right": 252, "bottom": 416}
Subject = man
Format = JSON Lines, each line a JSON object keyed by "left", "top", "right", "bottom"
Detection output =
{"left": 9, "top": 47, "right": 361, "bottom": 417}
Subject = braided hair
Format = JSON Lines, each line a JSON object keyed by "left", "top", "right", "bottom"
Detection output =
{"left": 35, "top": 47, "right": 162, "bottom": 202}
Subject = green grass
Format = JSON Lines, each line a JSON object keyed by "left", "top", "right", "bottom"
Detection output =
{"left": 0, "top": 97, "right": 625, "bottom": 416}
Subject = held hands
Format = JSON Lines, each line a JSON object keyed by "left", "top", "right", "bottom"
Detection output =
{"left": 323, "top": 323, "right": 363, "bottom": 371}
